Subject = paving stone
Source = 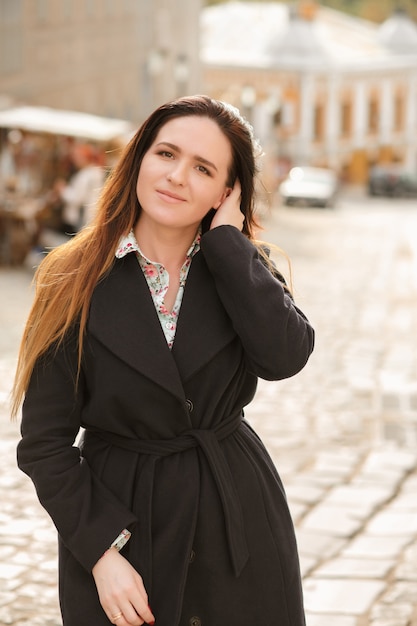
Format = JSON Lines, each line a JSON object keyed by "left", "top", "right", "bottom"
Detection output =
{"left": 299, "top": 554, "right": 319, "bottom": 578}
{"left": 389, "top": 491, "right": 417, "bottom": 512}
{"left": 371, "top": 601, "right": 414, "bottom": 624}
{"left": 395, "top": 561, "right": 417, "bottom": 582}
{"left": 401, "top": 474, "right": 417, "bottom": 493}
{"left": 296, "top": 529, "right": 346, "bottom": 559}
{"left": 1, "top": 577, "right": 21, "bottom": 592}
{"left": 300, "top": 504, "right": 365, "bottom": 537}
{"left": 323, "top": 484, "right": 390, "bottom": 510}
{"left": 311, "top": 457, "right": 358, "bottom": 480}
{"left": 352, "top": 468, "right": 405, "bottom": 492}
{"left": 0, "top": 563, "right": 27, "bottom": 579}
{"left": 306, "top": 614, "right": 358, "bottom": 626}
{"left": 362, "top": 448, "right": 417, "bottom": 472}
{"left": 285, "top": 483, "right": 326, "bottom": 505}
{"left": 342, "top": 534, "right": 412, "bottom": 559}
{"left": 0, "top": 545, "right": 15, "bottom": 561}
{"left": 13, "top": 616, "right": 62, "bottom": 626}
{"left": 0, "top": 519, "right": 41, "bottom": 537}
{"left": 266, "top": 447, "right": 311, "bottom": 475}
{"left": 0, "top": 591, "right": 16, "bottom": 608}
{"left": 395, "top": 540, "right": 417, "bottom": 583}
{"left": 366, "top": 511, "right": 417, "bottom": 536}
{"left": 300, "top": 471, "right": 348, "bottom": 488}
{"left": 381, "top": 581, "right": 417, "bottom": 605}
{"left": 0, "top": 608, "right": 14, "bottom": 625}
{"left": 369, "top": 617, "right": 411, "bottom": 626}
{"left": 312, "top": 556, "right": 395, "bottom": 580}
{"left": 288, "top": 501, "right": 309, "bottom": 523}
{"left": 303, "top": 578, "right": 386, "bottom": 615}
{"left": 10, "top": 550, "right": 46, "bottom": 566}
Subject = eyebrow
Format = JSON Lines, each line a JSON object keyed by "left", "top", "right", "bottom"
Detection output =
{"left": 155, "top": 142, "right": 218, "bottom": 172}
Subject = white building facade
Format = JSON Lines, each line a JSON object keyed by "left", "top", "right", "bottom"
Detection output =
{"left": 201, "top": 2, "right": 417, "bottom": 185}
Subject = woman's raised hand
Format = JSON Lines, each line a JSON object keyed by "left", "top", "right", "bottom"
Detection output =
{"left": 210, "top": 179, "right": 244, "bottom": 232}
{"left": 92, "top": 548, "right": 155, "bottom": 625}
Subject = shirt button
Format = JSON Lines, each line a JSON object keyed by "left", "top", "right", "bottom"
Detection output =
{"left": 185, "top": 399, "right": 194, "bottom": 412}
{"left": 189, "top": 618, "right": 201, "bottom": 626}
{"left": 189, "top": 549, "right": 196, "bottom": 563}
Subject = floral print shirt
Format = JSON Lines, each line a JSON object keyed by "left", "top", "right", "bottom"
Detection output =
{"left": 115, "top": 228, "right": 201, "bottom": 349}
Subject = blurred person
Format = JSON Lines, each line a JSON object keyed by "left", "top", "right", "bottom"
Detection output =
{"left": 55, "top": 142, "right": 105, "bottom": 232}
{"left": 12, "top": 95, "right": 314, "bottom": 626}
{"left": 0, "top": 133, "right": 15, "bottom": 185}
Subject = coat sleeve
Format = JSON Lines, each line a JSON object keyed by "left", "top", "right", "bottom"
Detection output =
{"left": 200, "top": 225, "right": 315, "bottom": 380}
{"left": 16, "top": 328, "right": 138, "bottom": 572}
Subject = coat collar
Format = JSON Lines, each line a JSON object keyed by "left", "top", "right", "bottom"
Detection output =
{"left": 88, "top": 251, "right": 235, "bottom": 400}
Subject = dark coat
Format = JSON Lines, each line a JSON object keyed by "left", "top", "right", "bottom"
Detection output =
{"left": 17, "top": 226, "right": 314, "bottom": 626}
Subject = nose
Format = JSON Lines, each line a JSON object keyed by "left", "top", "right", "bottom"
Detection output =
{"left": 167, "top": 161, "right": 187, "bottom": 186}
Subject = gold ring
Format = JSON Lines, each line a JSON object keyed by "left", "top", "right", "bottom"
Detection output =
{"left": 111, "top": 612, "right": 123, "bottom": 621}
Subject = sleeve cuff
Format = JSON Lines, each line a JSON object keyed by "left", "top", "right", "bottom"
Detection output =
{"left": 110, "top": 528, "right": 131, "bottom": 552}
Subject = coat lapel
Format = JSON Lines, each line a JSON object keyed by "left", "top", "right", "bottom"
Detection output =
{"left": 88, "top": 253, "right": 185, "bottom": 401}
{"left": 172, "top": 251, "right": 235, "bottom": 382}
{"left": 88, "top": 250, "right": 236, "bottom": 398}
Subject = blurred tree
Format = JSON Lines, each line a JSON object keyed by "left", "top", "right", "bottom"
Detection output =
{"left": 204, "top": 0, "right": 417, "bottom": 22}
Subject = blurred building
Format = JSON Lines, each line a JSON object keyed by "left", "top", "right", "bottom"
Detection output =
{"left": 0, "top": 0, "right": 202, "bottom": 124}
{"left": 0, "top": 0, "right": 203, "bottom": 265}
{"left": 201, "top": 1, "right": 417, "bottom": 185}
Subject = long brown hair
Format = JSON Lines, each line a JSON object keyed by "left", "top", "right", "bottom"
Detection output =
{"left": 11, "top": 95, "right": 264, "bottom": 417}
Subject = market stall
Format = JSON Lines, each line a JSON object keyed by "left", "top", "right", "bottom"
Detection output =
{"left": 0, "top": 105, "right": 133, "bottom": 265}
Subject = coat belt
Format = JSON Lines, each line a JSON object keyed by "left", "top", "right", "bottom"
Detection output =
{"left": 84, "top": 412, "right": 249, "bottom": 578}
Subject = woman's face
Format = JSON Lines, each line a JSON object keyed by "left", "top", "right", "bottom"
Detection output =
{"left": 136, "top": 115, "right": 233, "bottom": 232}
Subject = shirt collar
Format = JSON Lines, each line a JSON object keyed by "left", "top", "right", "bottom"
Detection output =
{"left": 115, "top": 227, "right": 201, "bottom": 262}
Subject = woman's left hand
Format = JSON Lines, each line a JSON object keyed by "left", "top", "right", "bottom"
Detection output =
{"left": 210, "top": 180, "right": 244, "bottom": 232}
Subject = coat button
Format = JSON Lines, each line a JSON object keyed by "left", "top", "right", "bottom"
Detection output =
{"left": 189, "top": 549, "right": 195, "bottom": 563}
{"left": 185, "top": 399, "right": 194, "bottom": 412}
{"left": 189, "top": 618, "right": 201, "bottom": 626}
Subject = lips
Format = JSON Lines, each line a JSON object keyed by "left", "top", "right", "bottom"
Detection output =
{"left": 156, "top": 189, "right": 186, "bottom": 202}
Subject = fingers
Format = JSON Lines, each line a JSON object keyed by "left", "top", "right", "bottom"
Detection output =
{"left": 121, "top": 601, "right": 155, "bottom": 626}
{"left": 109, "top": 610, "right": 124, "bottom": 624}
{"left": 230, "top": 179, "right": 241, "bottom": 197}
{"left": 108, "top": 602, "right": 155, "bottom": 625}
{"left": 92, "top": 550, "right": 155, "bottom": 625}
{"left": 106, "top": 590, "right": 155, "bottom": 625}
{"left": 211, "top": 179, "right": 244, "bottom": 231}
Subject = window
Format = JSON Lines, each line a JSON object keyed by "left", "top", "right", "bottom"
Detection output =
{"left": 368, "top": 98, "right": 379, "bottom": 134}
{"left": 394, "top": 92, "right": 405, "bottom": 132}
{"left": 0, "top": 0, "right": 22, "bottom": 22}
{"left": 340, "top": 101, "right": 352, "bottom": 138}
{"left": 63, "top": 0, "right": 72, "bottom": 19}
{"left": 314, "top": 103, "right": 325, "bottom": 141}
{"left": 86, "top": 0, "right": 95, "bottom": 16}
{"left": 0, "top": 0, "right": 23, "bottom": 73}
{"left": 0, "top": 31, "right": 22, "bottom": 73}
{"left": 37, "top": 0, "right": 48, "bottom": 22}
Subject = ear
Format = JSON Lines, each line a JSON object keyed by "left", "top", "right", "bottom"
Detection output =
{"left": 213, "top": 187, "right": 233, "bottom": 209}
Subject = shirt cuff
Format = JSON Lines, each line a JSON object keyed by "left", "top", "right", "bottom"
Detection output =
{"left": 110, "top": 528, "right": 131, "bottom": 552}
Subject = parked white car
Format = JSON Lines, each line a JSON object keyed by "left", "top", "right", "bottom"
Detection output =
{"left": 279, "top": 166, "right": 339, "bottom": 208}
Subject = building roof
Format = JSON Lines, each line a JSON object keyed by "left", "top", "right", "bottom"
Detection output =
{"left": 201, "top": 1, "right": 417, "bottom": 72}
{"left": 0, "top": 106, "right": 132, "bottom": 141}
{"left": 378, "top": 8, "right": 417, "bottom": 54}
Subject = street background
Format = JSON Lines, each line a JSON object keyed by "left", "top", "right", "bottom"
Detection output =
{"left": 1, "top": 189, "right": 417, "bottom": 625}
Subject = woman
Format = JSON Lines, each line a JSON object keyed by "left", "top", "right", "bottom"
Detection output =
{"left": 12, "top": 95, "right": 315, "bottom": 626}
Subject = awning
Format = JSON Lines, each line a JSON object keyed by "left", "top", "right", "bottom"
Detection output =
{"left": 0, "top": 105, "right": 133, "bottom": 141}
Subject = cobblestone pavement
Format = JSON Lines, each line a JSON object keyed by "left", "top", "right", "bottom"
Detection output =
{"left": 1, "top": 190, "right": 417, "bottom": 625}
